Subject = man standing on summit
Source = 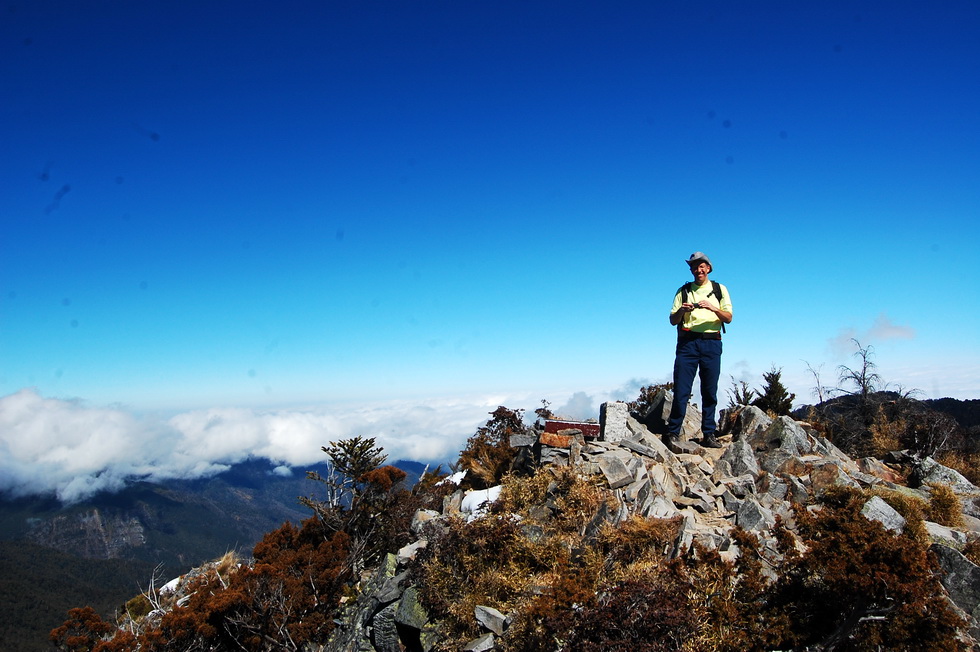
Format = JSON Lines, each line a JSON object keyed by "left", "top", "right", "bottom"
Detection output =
{"left": 666, "top": 252, "right": 733, "bottom": 449}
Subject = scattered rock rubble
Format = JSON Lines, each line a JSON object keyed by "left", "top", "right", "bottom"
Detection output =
{"left": 317, "top": 392, "right": 980, "bottom": 651}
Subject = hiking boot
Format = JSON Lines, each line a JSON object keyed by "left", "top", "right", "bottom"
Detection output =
{"left": 700, "top": 434, "right": 722, "bottom": 449}
{"left": 662, "top": 433, "right": 679, "bottom": 447}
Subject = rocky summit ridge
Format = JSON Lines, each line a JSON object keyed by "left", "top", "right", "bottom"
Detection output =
{"left": 115, "top": 391, "right": 980, "bottom": 651}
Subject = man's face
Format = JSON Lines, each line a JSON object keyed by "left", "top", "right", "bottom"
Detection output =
{"left": 690, "top": 262, "right": 710, "bottom": 284}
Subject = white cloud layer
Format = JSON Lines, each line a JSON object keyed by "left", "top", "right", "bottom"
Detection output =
{"left": 0, "top": 388, "right": 524, "bottom": 504}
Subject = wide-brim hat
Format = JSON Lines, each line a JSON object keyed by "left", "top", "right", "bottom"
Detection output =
{"left": 685, "top": 251, "right": 712, "bottom": 269}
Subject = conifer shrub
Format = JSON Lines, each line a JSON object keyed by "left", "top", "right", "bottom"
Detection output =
{"left": 50, "top": 606, "right": 117, "bottom": 651}
{"left": 456, "top": 406, "right": 527, "bottom": 490}
{"left": 626, "top": 383, "right": 674, "bottom": 414}
{"left": 303, "top": 437, "right": 421, "bottom": 571}
{"left": 752, "top": 366, "right": 796, "bottom": 416}
{"left": 726, "top": 377, "right": 757, "bottom": 409}
{"left": 133, "top": 520, "right": 352, "bottom": 651}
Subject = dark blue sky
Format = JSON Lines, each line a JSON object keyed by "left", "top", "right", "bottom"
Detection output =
{"left": 1, "top": 0, "right": 978, "bottom": 500}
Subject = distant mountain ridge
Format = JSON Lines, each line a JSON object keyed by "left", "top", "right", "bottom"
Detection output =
{"left": 926, "top": 397, "right": 980, "bottom": 430}
{"left": 0, "top": 457, "right": 427, "bottom": 652}
{"left": 2, "top": 458, "right": 429, "bottom": 564}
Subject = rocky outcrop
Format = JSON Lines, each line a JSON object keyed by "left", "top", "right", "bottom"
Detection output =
{"left": 126, "top": 397, "right": 980, "bottom": 651}
{"left": 310, "top": 400, "right": 980, "bottom": 650}
{"left": 26, "top": 508, "right": 146, "bottom": 559}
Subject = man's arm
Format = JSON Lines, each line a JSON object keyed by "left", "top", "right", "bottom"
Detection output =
{"left": 703, "top": 284, "right": 733, "bottom": 324}
{"left": 669, "top": 304, "right": 694, "bottom": 325}
{"left": 708, "top": 303, "right": 733, "bottom": 324}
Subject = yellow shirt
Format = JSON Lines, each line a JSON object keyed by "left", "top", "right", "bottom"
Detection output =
{"left": 671, "top": 281, "right": 732, "bottom": 334}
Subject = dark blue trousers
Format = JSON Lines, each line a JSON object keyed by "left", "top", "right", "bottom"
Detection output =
{"left": 667, "top": 337, "right": 722, "bottom": 436}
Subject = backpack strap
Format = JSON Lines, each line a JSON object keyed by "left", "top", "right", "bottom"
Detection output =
{"left": 676, "top": 283, "right": 690, "bottom": 334}
{"left": 712, "top": 281, "right": 727, "bottom": 333}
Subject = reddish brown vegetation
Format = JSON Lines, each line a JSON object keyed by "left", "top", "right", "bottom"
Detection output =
{"left": 51, "top": 440, "right": 422, "bottom": 652}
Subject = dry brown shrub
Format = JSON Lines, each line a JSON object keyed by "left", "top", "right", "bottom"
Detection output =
{"left": 495, "top": 470, "right": 554, "bottom": 515}
{"left": 802, "top": 406, "right": 829, "bottom": 435}
{"left": 416, "top": 513, "right": 571, "bottom": 645}
{"left": 215, "top": 550, "right": 241, "bottom": 585}
{"left": 548, "top": 472, "right": 609, "bottom": 533}
{"left": 962, "top": 537, "right": 980, "bottom": 566}
{"left": 869, "top": 406, "right": 905, "bottom": 456}
{"left": 595, "top": 515, "right": 680, "bottom": 573}
{"left": 927, "top": 483, "right": 965, "bottom": 528}
{"left": 870, "top": 486, "right": 929, "bottom": 543}
{"left": 770, "top": 488, "right": 969, "bottom": 650}
{"left": 496, "top": 465, "right": 609, "bottom": 536}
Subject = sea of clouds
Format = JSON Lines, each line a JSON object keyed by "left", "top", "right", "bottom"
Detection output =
{"left": 0, "top": 384, "right": 645, "bottom": 504}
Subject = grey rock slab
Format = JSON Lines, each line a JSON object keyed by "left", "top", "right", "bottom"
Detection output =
{"left": 645, "top": 495, "right": 679, "bottom": 519}
{"left": 371, "top": 602, "right": 401, "bottom": 652}
{"left": 720, "top": 438, "right": 760, "bottom": 478}
{"left": 918, "top": 457, "right": 980, "bottom": 495}
{"left": 597, "top": 454, "right": 634, "bottom": 489}
{"left": 733, "top": 405, "right": 773, "bottom": 441}
{"left": 736, "top": 497, "right": 776, "bottom": 532}
{"left": 932, "top": 544, "right": 980, "bottom": 638}
{"left": 600, "top": 401, "right": 630, "bottom": 442}
{"left": 463, "top": 633, "right": 496, "bottom": 652}
{"left": 509, "top": 433, "right": 538, "bottom": 448}
{"left": 926, "top": 521, "right": 969, "bottom": 547}
{"left": 475, "top": 605, "right": 507, "bottom": 635}
{"left": 860, "top": 496, "right": 906, "bottom": 533}
{"left": 395, "top": 586, "right": 429, "bottom": 631}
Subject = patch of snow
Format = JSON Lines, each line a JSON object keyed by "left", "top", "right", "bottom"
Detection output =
{"left": 437, "top": 470, "right": 467, "bottom": 486}
{"left": 461, "top": 486, "right": 502, "bottom": 521}
{"left": 160, "top": 577, "right": 181, "bottom": 595}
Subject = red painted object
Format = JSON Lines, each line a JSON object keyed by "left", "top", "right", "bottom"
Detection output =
{"left": 543, "top": 419, "right": 600, "bottom": 440}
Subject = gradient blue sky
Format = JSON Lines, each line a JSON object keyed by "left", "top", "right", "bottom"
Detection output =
{"left": 2, "top": 1, "right": 979, "bottom": 498}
